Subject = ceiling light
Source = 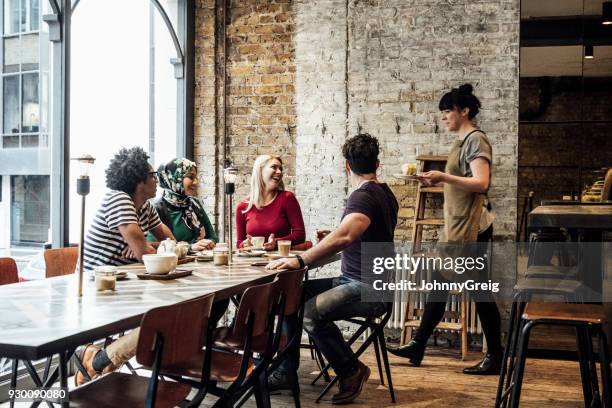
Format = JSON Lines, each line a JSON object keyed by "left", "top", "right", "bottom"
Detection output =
{"left": 603, "top": 2, "right": 612, "bottom": 25}
{"left": 584, "top": 45, "right": 594, "bottom": 59}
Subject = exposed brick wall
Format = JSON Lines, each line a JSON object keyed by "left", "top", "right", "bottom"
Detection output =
{"left": 194, "top": 0, "right": 296, "bottom": 237}
{"left": 296, "top": 0, "right": 519, "bottom": 241}
{"left": 195, "top": 0, "right": 520, "bottom": 244}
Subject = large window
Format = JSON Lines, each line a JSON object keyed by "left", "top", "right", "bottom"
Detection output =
{"left": 69, "top": 0, "right": 181, "bottom": 242}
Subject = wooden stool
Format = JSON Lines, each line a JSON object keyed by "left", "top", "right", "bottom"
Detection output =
{"left": 499, "top": 303, "right": 611, "bottom": 408}
{"left": 495, "top": 277, "right": 584, "bottom": 408}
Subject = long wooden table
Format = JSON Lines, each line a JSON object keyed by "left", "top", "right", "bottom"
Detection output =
{"left": 0, "top": 258, "right": 278, "bottom": 406}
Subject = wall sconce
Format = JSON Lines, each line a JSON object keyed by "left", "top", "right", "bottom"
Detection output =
{"left": 223, "top": 164, "right": 238, "bottom": 264}
{"left": 584, "top": 45, "right": 594, "bottom": 60}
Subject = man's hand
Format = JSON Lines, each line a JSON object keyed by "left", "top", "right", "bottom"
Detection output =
{"left": 192, "top": 239, "right": 215, "bottom": 252}
{"left": 262, "top": 233, "right": 276, "bottom": 251}
{"left": 266, "top": 257, "right": 299, "bottom": 271}
{"left": 316, "top": 229, "right": 331, "bottom": 242}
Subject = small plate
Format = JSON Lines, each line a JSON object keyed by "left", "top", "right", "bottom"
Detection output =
{"left": 237, "top": 250, "right": 267, "bottom": 257}
{"left": 393, "top": 173, "right": 419, "bottom": 181}
{"left": 116, "top": 271, "right": 128, "bottom": 281}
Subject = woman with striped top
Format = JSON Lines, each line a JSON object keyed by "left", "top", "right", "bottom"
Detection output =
{"left": 83, "top": 147, "right": 174, "bottom": 271}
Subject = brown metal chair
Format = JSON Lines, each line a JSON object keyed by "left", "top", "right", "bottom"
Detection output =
{"left": 68, "top": 293, "right": 216, "bottom": 408}
{"left": 161, "top": 278, "right": 282, "bottom": 407}
{"left": 0, "top": 257, "right": 19, "bottom": 285}
{"left": 44, "top": 247, "right": 78, "bottom": 278}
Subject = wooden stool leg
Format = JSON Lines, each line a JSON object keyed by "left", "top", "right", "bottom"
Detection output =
{"left": 509, "top": 320, "right": 534, "bottom": 408}
{"left": 461, "top": 292, "right": 468, "bottom": 360}
{"left": 597, "top": 328, "right": 612, "bottom": 408}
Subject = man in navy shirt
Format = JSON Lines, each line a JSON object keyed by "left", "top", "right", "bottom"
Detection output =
{"left": 267, "top": 133, "right": 398, "bottom": 404}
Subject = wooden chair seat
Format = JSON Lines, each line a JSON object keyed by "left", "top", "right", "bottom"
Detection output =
{"left": 515, "top": 277, "right": 582, "bottom": 294}
{"left": 524, "top": 265, "right": 579, "bottom": 279}
{"left": 523, "top": 303, "right": 606, "bottom": 324}
{"left": 214, "top": 326, "right": 287, "bottom": 352}
{"left": 163, "top": 349, "right": 254, "bottom": 382}
{"left": 68, "top": 372, "right": 191, "bottom": 408}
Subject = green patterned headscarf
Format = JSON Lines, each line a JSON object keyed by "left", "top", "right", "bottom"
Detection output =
{"left": 158, "top": 158, "right": 204, "bottom": 232}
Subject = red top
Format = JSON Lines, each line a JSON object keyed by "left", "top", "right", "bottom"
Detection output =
{"left": 236, "top": 190, "right": 306, "bottom": 248}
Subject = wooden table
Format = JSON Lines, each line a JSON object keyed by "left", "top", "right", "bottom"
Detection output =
{"left": 0, "top": 258, "right": 278, "bottom": 406}
{"left": 528, "top": 204, "right": 612, "bottom": 230}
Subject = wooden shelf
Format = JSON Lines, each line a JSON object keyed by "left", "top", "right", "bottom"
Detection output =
{"left": 415, "top": 218, "right": 445, "bottom": 226}
{"left": 416, "top": 155, "right": 447, "bottom": 162}
{"left": 404, "top": 320, "right": 463, "bottom": 332}
{"left": 421, "top": 186, "right": 444, "bottom": 193}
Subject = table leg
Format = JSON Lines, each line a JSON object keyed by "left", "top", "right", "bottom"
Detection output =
{"left": 58, "top": 351, "right": 69, "bottom": 408}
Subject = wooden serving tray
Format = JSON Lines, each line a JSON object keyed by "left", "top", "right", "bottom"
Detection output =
{"left": 136, "top": 270, "right": 193, "bottom": 280}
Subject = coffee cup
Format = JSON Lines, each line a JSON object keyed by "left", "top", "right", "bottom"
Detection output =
{"left": 278, "top": 240, "right": 291, "bottom": 257}
{"left": 251, "top": 236, "right": 265, "bottom": 249}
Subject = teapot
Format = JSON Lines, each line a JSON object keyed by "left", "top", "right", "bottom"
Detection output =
{"left": 158, "top": 239, "right": 189, "bottom": 258}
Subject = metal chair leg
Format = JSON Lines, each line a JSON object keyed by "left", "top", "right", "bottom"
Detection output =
{"left": 577, "top": 326, "right": 594, "bottom": 407}
{"left": 509, "top": 321, "right": 534, "bottom": 408}
{"left": 496, "top": 298, "right": 519, "bottom": 408}
{"left": 378, "top": 329, "right": 396, "bottom": 403}
{"left": 597, "top": 328, "right": 612, "bottom": 408}
{"left": 583, "top": 326, "right": 601, "bottom": 407}
{"left": 373, "top": 335, "right": 384, "bottom": 385}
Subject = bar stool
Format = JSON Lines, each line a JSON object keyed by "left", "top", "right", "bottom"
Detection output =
{"left": 505, "top": 303, "right": 611, "bottom": 408}
{"left": 495, "top": 277, "right": 584, "bottom": 408}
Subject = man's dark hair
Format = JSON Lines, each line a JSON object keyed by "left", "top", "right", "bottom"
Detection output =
{"left": 342, "top": 133, "right": 380, "bottom": 174}
{"left": 438, "top": 83, "right": 482, "bottom": 119}
{"left": 105, "top": 147, "right": 151, "bottom": 195}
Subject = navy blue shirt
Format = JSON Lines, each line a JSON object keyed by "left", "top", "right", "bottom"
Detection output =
{"left": 341, "top": 182, "right": 398, "bottom": 281}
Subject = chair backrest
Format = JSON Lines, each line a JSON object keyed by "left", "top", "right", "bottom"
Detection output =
{"left": 0, "top": 257, "right": 19, "bottom": 285}
{"left": 44, "top": 247, "right": 78, "bottom": 278}
{"left": 603, "top": 168, "right": 612, "bottom": 202}
{"left": 135, "top": 293, "right": 215, "bottom": 367}
{"left": 273, "top": 268, "right": 307, "bottom": 316}
{"left": 231, "top": 279, "right": 278, "bottom": 340}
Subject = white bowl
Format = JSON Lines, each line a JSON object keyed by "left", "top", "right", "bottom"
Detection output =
{"left": 142, "top": 253, "right": 178, "bottom": 275}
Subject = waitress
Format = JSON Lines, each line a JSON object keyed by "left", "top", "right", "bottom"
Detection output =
{"left": 388, "top": 84, "right": 502, "bottom": 375}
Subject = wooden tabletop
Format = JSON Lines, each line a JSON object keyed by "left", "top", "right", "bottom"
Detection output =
{"left": 0, "top": 259, "right": 277, "bottom": 360}
{"left": 528, "top": 204, "right": 612, "bottom": 229}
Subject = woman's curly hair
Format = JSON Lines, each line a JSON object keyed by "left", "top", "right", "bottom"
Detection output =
{"left": 105, "top": 147, "right": 151, "bottom": 194}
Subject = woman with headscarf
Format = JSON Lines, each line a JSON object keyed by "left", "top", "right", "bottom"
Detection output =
{"left": 153, "top": 158, "right": 218, "bottom": 252}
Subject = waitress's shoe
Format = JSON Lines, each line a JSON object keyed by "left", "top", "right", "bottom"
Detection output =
{"left": 386, "top": 339, "right": 426, "bottom": 366}
{"left": 462, "top": 353, "right": 502, "bottom": 375}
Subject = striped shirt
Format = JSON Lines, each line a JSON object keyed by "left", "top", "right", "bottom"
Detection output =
{"left": 84, "top": 191, "right": 161, "bottom": 271}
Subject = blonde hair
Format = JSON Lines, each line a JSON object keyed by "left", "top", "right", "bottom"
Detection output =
{"left": 243, "top": 155, "right": 285, "bottom": 213}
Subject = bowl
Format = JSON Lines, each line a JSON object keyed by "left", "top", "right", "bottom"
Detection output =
{"left": 142, "top": 254, "right": 178, "bottom": 275}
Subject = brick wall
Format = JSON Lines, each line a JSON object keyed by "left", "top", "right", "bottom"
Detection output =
{"left": 195, "top": 0, "right": 520, "bottom": 243}
{"left": 194, "top": 0, "right": 296, "bottom": 236}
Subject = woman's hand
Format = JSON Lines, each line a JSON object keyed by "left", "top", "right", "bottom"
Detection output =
{"left": 262, "top": 234, "right": 276, "bottom": 251}
{"left": 266, "top": 257, "right": 299, "bottom": 271}
{"left": 240, "top": 235, "right": 253, "bottom": 249}
{"left": 192, "top": 239, "right": 215, "bottom": 252}
{"left": 417, "top": 170, "right": 447, "bottom": 186}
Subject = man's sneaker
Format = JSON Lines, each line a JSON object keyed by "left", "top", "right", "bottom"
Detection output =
{"left": 331, "top": 361, "right": 370, "bottom": 405}
{"left": 267, "top": 370, "right": 297, "bottom": 394}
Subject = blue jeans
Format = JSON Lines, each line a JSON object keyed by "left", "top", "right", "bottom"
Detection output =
{"left": 281, "top": 275, "right": 387, "bottom": 377}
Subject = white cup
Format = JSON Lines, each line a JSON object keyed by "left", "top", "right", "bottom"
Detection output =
{"left": 251, "top": 236, "right": 265, "bottom": 249}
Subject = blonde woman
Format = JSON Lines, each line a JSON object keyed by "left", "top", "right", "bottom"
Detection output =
{"left": 236, "top": 155, "right": 306, "bottom": 250}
